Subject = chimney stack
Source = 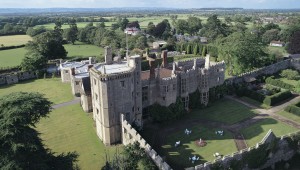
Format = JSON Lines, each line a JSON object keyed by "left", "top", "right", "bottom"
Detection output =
{"left": 161, "top": 50, "right": 168, "bottom": 68}
{"left": 88, "top": 65, "right": 93, "bottom": 71}
{"left": 105, "top": 46, "right": 113, "bottom": 65}
{"left": 71, "top": 68, "right": 75, "bottom": 76}
{"left": 149, "top": 60, "right": 155, "bottom": 80}
{"left": 89, "top": 57, "right": 92, "bottom": 65}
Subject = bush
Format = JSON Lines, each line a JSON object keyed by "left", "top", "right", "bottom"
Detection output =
{"left": 265, "top": 77, "right": 294, "bottom": 90}
{"left": 263, "top": 90, "right": 292, "bottom": 106}
{"left": 284, "top": 105, "right": 300, "bottom": 116}
{"left": 244, "top": 88, "right": 266, "bottom": 102}
{"left": 280, "top": 69, "right": 299, "bottom": 80}
{"left": 0, "top": 44, "right": 25, "bottom": 51}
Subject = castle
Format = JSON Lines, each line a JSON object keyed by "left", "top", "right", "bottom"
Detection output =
{"left": 60, "top": 47, "right": 225, "bottom": 145}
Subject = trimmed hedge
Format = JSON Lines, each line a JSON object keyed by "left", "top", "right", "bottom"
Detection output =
{"left": 284, "top": 105, "right": 300, "bottom": 116}
{"left": 0, "top": 44, "right": 25, "bottom": 51}
{"left": 244, "top": 88, "right": 266, "bottom": 103}
{"left": 263, "top": 90, "right": 292, "bottom": 106}
{"left": 265, "top": 77, "right": 294, "bottom": 90}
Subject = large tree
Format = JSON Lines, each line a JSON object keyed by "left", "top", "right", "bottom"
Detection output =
{"left": 217, "top": 31, "right": 269, "bottom": 75}
{"left": 187, "top": 16, "right": 202, "bottom": 35}
{"left": 0, "top": 92, "right": 78, "bottom": 169}
{"left": 200, "top": 15, "right": 229, "bottom": 41}
{"left": 286, "top": 30, "right": 300, "bottom": 54}
{"left": 65, "top": 19, "right": 78, "bottom": 44}
{"left": 262, "top": 29, "right": 280, "bottom": 44}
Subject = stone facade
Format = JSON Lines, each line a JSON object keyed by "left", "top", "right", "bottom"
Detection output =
{"left": 0, "top": 71, "right": 35, "bottom": 86}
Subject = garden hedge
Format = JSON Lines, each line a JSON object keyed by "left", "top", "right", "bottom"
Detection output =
{"left": 0, "top": 44, "right": 25, "bottom": 51}
{"left": 263, "top": 90, "right": 292, "bottom": 106}
{"left": 284, "top": 105, "right": 300, "bottom": 116}
{"left": 265, "top": 77, "right": 294, "bottom": 90}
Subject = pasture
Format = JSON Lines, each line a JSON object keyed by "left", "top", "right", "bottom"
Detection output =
{"left": 0, "top": 47, "right": 27, "bottom": 67}
{"left": 0, "top": 35, "right": 32, "bottom": 46}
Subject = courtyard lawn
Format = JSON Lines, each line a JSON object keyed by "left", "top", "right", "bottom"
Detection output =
{"left": 0, "top": 35, "right": 32, "bottom": 46}
{"left": 0, "top": 47, "right": 27, "bottom": 67}
{"left": 35, "top": 104, "right": 121, "bottom": 169}
{"left": 278, "top": 110, "right": 300, "bottom": 123}
{"left": 241, "top": 118, "right": 298, "bottom": 147}
{"left": 64, "top": 43, "right": 104, "bottom": 60}
{"left": 161, "top": 125, "right": 237, "bottom": 169}
{"left": 0, "top": 78, "right": 73, "bottom": 104}
{"left": 189, "top": 99, "right": 257, "bottom": 125}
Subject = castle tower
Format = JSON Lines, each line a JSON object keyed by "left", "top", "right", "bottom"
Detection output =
{"left": 89, "top": 55, "right": 142, "bottom": 145}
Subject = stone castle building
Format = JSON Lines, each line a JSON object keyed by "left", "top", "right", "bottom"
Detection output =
{"left": 61, "top": 47, "right": 225, "bottom": 145}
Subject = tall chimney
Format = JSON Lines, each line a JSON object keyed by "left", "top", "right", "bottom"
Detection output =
{"left": 205, "top": 54, "right": 210, "bottom": 69}
{"left": 105, "top": 46, "right": 113, "bottom": 65}
{"left": 89, "top": 57, "right": 92, "bottom": 65}
{"left": 71, "top": 68, "right": 75, "bottom": 76}
{"left": 161, "top": 50, "right": 168, "bottom": 68}
{"left": 149, "top": 60, "right": 155, "bottom": 80}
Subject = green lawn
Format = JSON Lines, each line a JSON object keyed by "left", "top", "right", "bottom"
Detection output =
{"left": 0, "top": 47, "right": 27, "bottom": 67}
{"left": 35, "top": 104, "right": 121, "bottom": 170}
{"left": 0, "top": 78, "right": 73, "bottom": 104}
{"left": 278, "top": 110, "right": 300, "bottom": 123}
{"left": 161, "top": 125, "right": 237, "bottom": 169}
{"left": 64, "top": 43, "right": 104, "bottom": 59}
{"left": 0, "top": 43, "right": 104, "bottom": 67}
{"left": 240, "top": 96, "right": 271, "bottom": 109}
{"left": 189, "top": 99, "right": 257, "bottom": 124}
{"left": 0, "top": 35, "right": 32, "bottom": 46}
{"left": 241, "top": 118, "right": 298, "bottom": 147}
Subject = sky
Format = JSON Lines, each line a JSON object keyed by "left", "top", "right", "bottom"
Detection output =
{"left": 0, "top": 0, "right": 299, "bottom": 9}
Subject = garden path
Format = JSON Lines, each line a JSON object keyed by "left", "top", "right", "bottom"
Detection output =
{"left": 51, "top": 97, "right": 81, "bottom": 109}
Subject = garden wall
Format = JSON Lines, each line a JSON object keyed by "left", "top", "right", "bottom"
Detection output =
{"left": 121, "top": 114, "right": 172, "bottom": 170}
{"left": 185, "top": 130, "right": 300, "bottom": 170}
{"left": 0, "top": 71, "right": 36, "bottom": 86}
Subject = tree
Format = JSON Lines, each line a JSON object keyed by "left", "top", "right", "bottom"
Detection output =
{"left": 193, "top": 44, "right": 199, "bottom": 55}
{"left": 264, "top": 23, "right": 281, "bottom": 31}
{"left": 217, "top": 31, "right": 269, "bottom": 75}
{"left": 187, "top": 16, "right": 202, "bottom": 35}
{"left": 135, "top": 36, "right": 148, "bottom": 50}
{"left": 175, "top": 19, "right": 188, "bottom": 35}
{"left": 286, "top": 30, "right": 300, "bottom": 54}
{"left": 200, "top": 15, "right": 229, "bottom": 41}
{"left": 127, "top": 21, "right": 140, "bottom": 29}
{"left": 20, "top": 53, "right": 48, "bottom": 72}
{"left": 118, "top": 18, "right": 129, "bottom": 31}
{"left": 0, "top": 92, "right": 78, "bottom": 169}
{"left": 27, "top": 30, "right": 67, "bottom": 60}
{"left": 186, "top": 44, "right": 192, "bottom": 54}
{"left": 262, "top": 29, "right": 280, "bottom": 44}
{"left": 146, "top": 22, "right": 155, "bottom": 35}
{"left": 66, "top": 19, "right": 78, "bottom": 44}
{"left": 280, "top": 69, "right": 299, "bottom": 80}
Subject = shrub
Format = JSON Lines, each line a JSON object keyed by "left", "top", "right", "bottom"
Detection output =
{"left": 0, "top": 44, "right": 25, "bottom": 51}
{"left": 284, "top": 105, "right": 300, "bottom": 116}
{"left": 280, "top": 69, "right": 299, "bottom": 80}
{"left": 263, "top": 90, "right": 292, "bottom": 106}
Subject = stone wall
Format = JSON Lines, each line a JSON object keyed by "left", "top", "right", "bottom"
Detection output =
{"left": 186, "top": 130, "right": 300, "bottom": 170}
{"left": 0, "top": 71, "right": 36, "bottom": 86}
{"left": 121, "top": 114, "right": 172, "bottom": 170}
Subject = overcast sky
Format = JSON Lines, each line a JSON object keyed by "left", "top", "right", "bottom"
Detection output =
{"left": 0, "top": 0, "right": 299, "bottom": 9}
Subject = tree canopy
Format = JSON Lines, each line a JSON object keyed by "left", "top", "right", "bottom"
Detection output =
{"left": 0, "top": 92, "right": 78, "bottom": 170}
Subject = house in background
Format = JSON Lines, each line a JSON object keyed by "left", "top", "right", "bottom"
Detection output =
{"left": 270, "top": 41, "right": 285, "bottom": 47}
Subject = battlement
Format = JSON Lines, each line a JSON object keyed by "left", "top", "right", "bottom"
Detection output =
{"left": 121, "top": 114, "right": 172, "bottom": 170}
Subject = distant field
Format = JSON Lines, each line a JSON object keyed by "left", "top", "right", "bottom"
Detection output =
{"left": 0, "top": 47, "right": 27, "bottom": 67}
{"left": 0, "top": 78, "right": 73, "bottom": 104}
{"left": 0, "top": 43, "right": 103, "bottom": 67}
{"left": 0, "top": 35, "right": 32, "bottom": 46}
{"left": 35, "top": 22, "right": 114, "bottom": 29}
{"left": 36, "top": 104, "right": 121, "bottom": 169}
{"left": 64, "top": 43, "right": 104, "bottom": 59}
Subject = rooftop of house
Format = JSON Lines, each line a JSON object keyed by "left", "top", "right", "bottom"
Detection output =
{"left": 94, "top": 61, "right": 132, "bottom": 75}
{"left": 270, "top": 41, "right": 285, "bottom": 44}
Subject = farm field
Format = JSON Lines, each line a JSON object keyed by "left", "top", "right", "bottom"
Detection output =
{"left": 0, "top": 78, "right": 73, "bottom": 104}
{"left": 0, "top": 47, "right": 27, "bottom": 67}
{"left": 36, "top": 104, "right": 121, "bottom": 170}
{"left": 0, "top": 35, "right": 32, "bottom": 46}
{"left": 0, "top": 43, "right": 102, "bottom": 67}
{"left": 241, "top": 118, "right": 298, "bottom": 147}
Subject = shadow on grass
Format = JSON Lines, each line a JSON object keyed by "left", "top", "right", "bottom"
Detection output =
{"left": 0, "top": 78, "right": 39, "bottom": 90}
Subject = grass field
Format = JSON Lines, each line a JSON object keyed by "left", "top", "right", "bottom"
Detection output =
{"left": 36, "top": 104, "right": 121, "bottom": 169}
{"left": 0, "top": 78, "right": 73, "bottom": 104}
{"left": 0, "top": 47, "right": 27, "bottom": 67}
{"left": 188, "top": 99, "right": 257, "bottom": 124}
{"left": 64, "top": 43, "right": 104, "bottom": 59}
{"left": 241, "top": 118, "right": 298, "bottom": 147}
{"left": 278, "top": 110, "right": 300, "bottom": 123}
{"left": 0, "top": 35, "right": 32, "bottom": 46}
{"left": 161, "top": 125, "right": 237, "bottom": 169}
{"left": 0, "top": 43, "right": 103, "bottom": 67}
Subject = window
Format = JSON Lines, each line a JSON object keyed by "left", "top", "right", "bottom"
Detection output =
{"left": 65, "top": 70, "right": 69, "bottom": 74}
{"left": 75, "top": 81, "right": 79, "bottom": 85}
{"left": 94, "top": 78, "right": 96, "bottom": 85}
{"left": 217, "top": 77, "right": 220, "bottom": 82}
{"left": 163, "top": 85, "right": 169, "bottom": 93}
{"left": 137, "top": 92, "right": 139, "bottom": 96}
{"left": 96, "top": 108, "right": 99, "bottom": 114}
{"left": 95, "top": 93, "right": 98, "bottom": 100}
{"left": 181, "top": 79, "right": 186, "bottom": 93}
{"left": 120, "top": 81, "right": 125, "bottom": 87}
{"left": 162, "top": 96, "right": 166, "bottom": 101}
{"left": 173, "top": 84, "right": 176, "bottom": 91}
